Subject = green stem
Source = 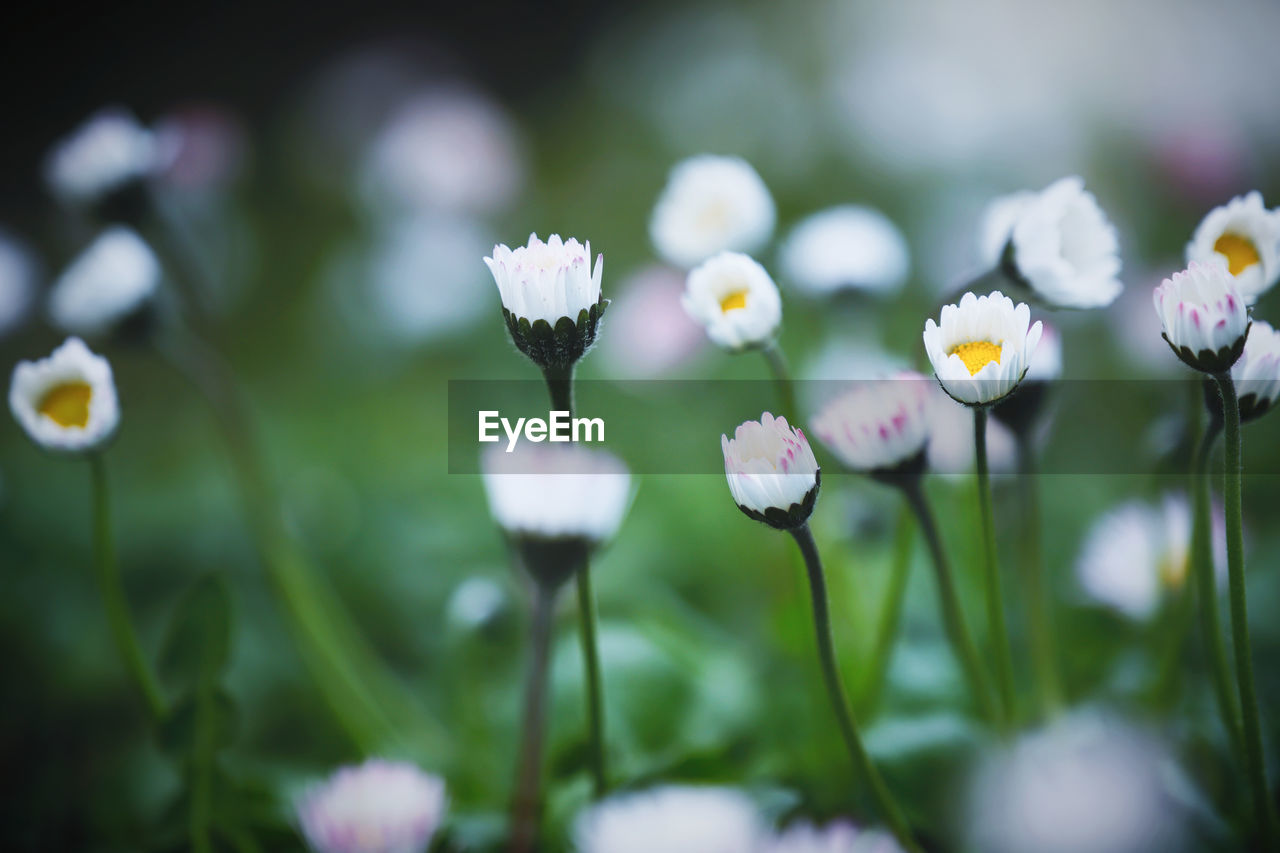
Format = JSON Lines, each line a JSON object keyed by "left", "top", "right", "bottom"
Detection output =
{"left": 856, "top": 503, "right": 915, "bottom": 718}
{"left": 900, "top": 479, "right": 999, "bottom": 725}
{"left": 89, "top": 454, "right": 166, "bottom": 723}
{"left": 511, "top": 582, "right": 557, "bottom": 853}
{"left": 1213, "top": 372, "right": 1276, "bottom": 846}
{"left": 789, "top": 524, "right": 922, "bottom": 853}
{"left": 761, "top": 343, "right": 799, "bottom": 425}
{"left": 1015, "top": 435, "right": 1062, "bottom": 718}
{"left": 542, "top": 363, "right": 575, "bottom": 417}
{"left": 974, "top": 407, "right": 1015, "bottom": 730}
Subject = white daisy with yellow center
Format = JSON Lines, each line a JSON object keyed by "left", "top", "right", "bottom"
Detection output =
{"left": 44, "top": 108, "right": 159, "bottom": 205}
{"left": 9, "top": 337, "right": 119, "bottom": 453}
{"left": 48, "top": 227, "right": 161, "bottom": 337}
{"left": 574, "top": 786, "right": 764, "bottom": 853}
{"left": 922, "top": 290, "right": 1043, "bottom": 406}
{"left": 1186, "top": 191, "right": 1280, "bottom": 304}
{"left": 1152, "top": 262, "right": 1249, "bottom": 374}
{"left": 650, "top": 155, "right": 775, "bottom": 269}
{"left": 295, "top": 759, "right": 447, "bottom": 853}
{"left": 721, "top": 412, "right": 819, "bottom": 529}
{"left": 1233, "top": 319, "right": 1280, "bottom": 422}
{"left": 811, "top": 371, "right": 935, "bottom": 474}
{"left": 683, "top": 251, "right": 782, "bottom": 351}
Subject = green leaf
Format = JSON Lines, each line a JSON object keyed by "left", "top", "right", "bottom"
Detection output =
{"left": 159, "top": 574, "right": 232, "bottom": 690}
{"left": 158, "top": 688, "right": 240, "bottom": 758}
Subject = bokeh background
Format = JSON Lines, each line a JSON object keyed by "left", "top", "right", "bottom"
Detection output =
{"left": 3, "top": 0, "right": 1280, "bottom": 850}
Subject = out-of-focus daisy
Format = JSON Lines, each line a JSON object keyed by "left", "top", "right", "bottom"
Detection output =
{"left": 296, "top": 759, "right": 447, "bottom": 853}
{"left": 766, "top": 820, "right": 903, "bottom": 853}
{"left": 1153, "top": 262, "right": 1248, "bottom": 374}
{"left": 0, "top": 231, "right": 38, "bottom": 339}
{"left": 597, "top": 265, "right": 706, "bottom": 379}
{"left": 48, "top": 227, "right": 161, "bottom": 337}
{"left": 812, "top": 372, "right": 935, "bottom": 476}
{"left": 650, "top": 155, "right": 775, "bottom": 269}
{"left": 1186, "top": 191, "right": 1280, "bottom": 304}
{"left": 45, "top": 108, "right": 159, "bottom": 205}
{"left": 722, "top": 412, "right": 819, "bottom": 530}
{"left": 445, "top": 576, "right": 510, "bottom": 634}
{"left": 1233, "top": 319, "right": 1280, "bottom": 422}
{"left": 926, "top": 399, "right": 1017, "bottom": 475}
{"left": 682, "top": 251, "right": 781, "bottom": 351}
{"left": 779, "top": 205, "right": 910, "bottom": 297}
{"left": 923, "top": 290, "right": 1043, "bottom": 406}
{"left": 574, "top": 786, "right": 764, "bottom": 853}
{"left": 980, "top": 176, "right": 1122, "bottom": 309}
{"left": 9, "top": 337, "right": 119, "bottom": 454}
{"left": 153, "top": 104, "right": 247, "bottom": 192}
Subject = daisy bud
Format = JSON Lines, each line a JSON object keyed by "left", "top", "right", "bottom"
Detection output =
{"left": 779, "top": 205, "right": 910, "bottom": 297}
{"left": 811, "top": 372, "right": 934, "bottom": 479}
{"left": 44, "top": 108, "right": 159, "bottom": 213}
{"left": 48, "top": 227, "right": 161, "bottom": 338}
{"left": 9, "top": 337, "right": 119, "bottom": 454}
{"left": 683, "top": 251, "right": 782, "bottom": 351}
{"left": 981, "top": 176, "right": 1123, "bottom": 309}
{"left": 1232, "top": 319, "right": 1280, "bottom": 422}
{"left": 650, "top": 155, "right": 775, "bottom": 269}
{"left": 722, "top": 412, "right": 820, "bottom": 530}
{"left": 766, "top": 820, "right": 904, "bottom": 853}
{"left": 574, "top": 786, "right": 764, "bottom": 853}
{"left": 1185, "top": 191, "right": 1280, "bottom": 304}
{"left": 1153, "top": 262, "right": 1249, "bottom": 374}
{"left": 484, "top": 233, "right": 606, "bottom": 371}
{"left": 922, "top": 290, "right": 1043, "bottom": 407}
{"left": 296, "top": 759, "right": 447, "bottom": 853}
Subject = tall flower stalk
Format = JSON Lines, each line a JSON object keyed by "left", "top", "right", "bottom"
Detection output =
{"left": 856, "top": 503, "right": 914, "bottom": 716}
{"left": 973, "top": 407, "right": 1016, "bottom": 726}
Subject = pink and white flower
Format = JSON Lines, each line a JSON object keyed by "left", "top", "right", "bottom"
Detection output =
{"left": 1233, "top": 319, "right": 1280, "bottom": 421}
{"left": 295, "top": 760, "right": 447, "bottom": 853}
{"left": 811, "top": 372, "right": 935, "bottom": 474}
{"left": 1153, "top": 262, "right": 1249, "bottom": 374}
{"left": 722, "top": 412, "right": 820, "bottom": 529}
{"left": 485, "top": 232, "right": 603, "bottom": 325}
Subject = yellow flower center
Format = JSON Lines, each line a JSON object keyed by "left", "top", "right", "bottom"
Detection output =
{"left": 37, "top": 381, "right": 93, "bottom": 428}
{"left": 1159, "top": 549, "right": 1188, "bottom": 591}
{"left": 719, "top": 289, "right": 749, "bottom": 312}
{"left": 949, "top": 341, "right": 1002, "bottom": 376}
{"left": 1214, "top": 232, "right": 1260, "bottom": 276}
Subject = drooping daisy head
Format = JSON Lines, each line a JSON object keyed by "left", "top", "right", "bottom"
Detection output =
{"left": 1153, "top": 262, "right": 1249, "bottom": 374}
{"left": 574, "top": 786, "right": 764, "bottom": 853}
{"left": 44, "top": 108, "right": 159, "bottom": 206}
{"left": 722, "top": 412, "right": 820, "bottom": 530}
{"left": 295, "top": 759, "right": 447, "bottom": 853}
{"left": 48, "top": 227, "right": 161, "bottom": 337}
{"left": 650, "top": 155, "right": 775, "bottom": 269}
{"left": 1232, "top": 318, "right": 1280, "bottom": 422}
{"left": 765, "top": 820, "right": 903, "bottom": 853}
{"left": 683, "top": 251, "right": 782, "bottom": 351}
{"left": 922, "top": 290, "right": 1043, "bottom": 406}
{"left": 9, "top": 337, "right": 119, "bottom": 454}
{"left": 779, "top": 205, "right": 910, "bottom": 297}
{"left": 1186, "top": 191, "right": 1280, "bottom": 304}
{"left": 983, "top": 176, "right": 1123, "bottom": 309}
{"left": 811, "top": 372, "right": 934, "bottom": 477}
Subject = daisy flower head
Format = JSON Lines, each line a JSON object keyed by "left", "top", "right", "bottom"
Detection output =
{"left": 9, "top": 337, "right": 119, "bottom": 454}
{"left": 722, "top": 412, "right": 820, "bottom": 530}
{"left": 44, "top": 107, "right": 159, "bottom": 208}
{"left": 1153, "top": 261, "right": 1249, "bottom": 374}
{"left": 47, "top": 227, "right": 161, "bottom": 338}
{"left": 766, "top": 820, "right": 904, "bottom": 853}
{"left": 296, "top": 759, "right": 446, "bottom": 853}
{"left": 650, "top": 155, "right": 775, "bottom": 269}
{"left": 574, "top": 786, "right": 764, "bottom": 853}
{"left": 1232, "top": 318, "right": 1280, "bottom": 422}
{"left": 811, "top": 371, "right": 935, "bottom": 477}
{"left": 1186, "top": 191, "right": 1280, "bottom": 304}
{"left": 779, "top": 205, "right": 910, "bottom": 297}
{"left": 683, "top": 251, "right": 782, "bottom": 351}
{"left": 922, "top": 290, "right": 1043, "bottom": 406}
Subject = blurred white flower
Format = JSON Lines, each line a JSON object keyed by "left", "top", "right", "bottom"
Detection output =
{"left": 48, "top": 227, "right": 160, "bottom": 337}
{"left": 445, "top": 576, "right": 509, "bottom": 632}
{"left": 651, "top": 155, "right": 775, "bottom": 269}
{"left": 1153, "top": 262, "right": 1248, "bottom": 374}
{"left": 485, "top": 233, "right": 603, "bottom": 326}
{"left": 296, "top": 759, "right": 446, "bottom": 853}
{"left": 45, "top": 108, "right": 158, "bottom": 204}
{"left": 812, "top": 372, "right": 935, "bottom": 474}
{"left": 966, "top": 712, "right": 1186, "bottom": 853}
{"left": 683, "top": 251, "right": 781, "bottom": 351}
{"left": 574, "top": 786, "right": 764, "bottom": 853}
{"left": 926, "top": 399, "right": 1017, "bottom": 475}
{"left": 9, "top": 337, "right": 119, "bottom": 454}
{"left": 597, "top": 265, "right": 706, "bottom": 378}
{"left": 766, "top": 820, "right": 903, "bottom": 853}
{"left": 923, "top": 291, "right": 1043, "bottom": 406}
{"left": 722, "top": 411, "right": 820, "bottom": 529}
{"left": 1185, "top": 191, "right": 1280, "bottom": 304}
{"left": 0, "top": 231, "right": 38, "bottom": 339}
{"left": 780, "top": 206, "right": 909, "bottom": 297}
{"left": 1234, "top": 319, "right": 1280, "bottom": 421}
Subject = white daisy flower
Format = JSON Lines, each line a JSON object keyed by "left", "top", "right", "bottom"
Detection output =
{"left": 683, "top": 251, "right": 782, "bottom": 351}
{"left": 982, "top": 176, "right": 1123, "bottom": 309}
{"left": 9, "top": 337, "right": 119, "bottom": 453}
{"left": 0, "top": 231, "right": 38, "bottom": 339}
{"left": 811, "top": 372, "right": 935, "bottom": 475}
{"left": 296, "top": 759, "right": 447, "bottom": 853}
{"left": 650, "top": 155, "right": 775, "bottom": 269}
{"left": 1233, "top": 319, "right": 1280, "bottom": 421}
{"left": 766, "top": 820, "right": 903, "bottom": 853}
{"left": 1153, "top": 262, "right": 1249, "bottom": 374}
{"left": 722, "top": 411, "right": 820, "bottom": 530}
{"left": 44, "top": 108, "right": 159, "bottom": 205}
{"left": 574, "top": 786, "right": 764, "bottom": 853}
{"left": 1186, "top": 191, "right": 1280, "bottom": 304}
{"left": 779, "top": 205, "right": 910, "bottom": 297}
{"left": 48, "top": 227, "right": 161, "bottom": 337}
{"left": 922, "top": 290, "right": 1043, "bottom": 406}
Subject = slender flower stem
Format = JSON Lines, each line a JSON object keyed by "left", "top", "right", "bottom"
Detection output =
{"left": 89, "top": 453, "right": 166, "bottom": 723}
{"left": 542, "top": 363, "right": 575, "bottom": 417}
{"left": 1213, "top": 373, "right": 1276, "bottom": 845}
{"left": 974, "top": 407, "right": 1016, "bottom": 730}
{"left": 856, "top": 503, "right": 915, "bottom": 717}
{"left": 1014, "top": 435, "right": 1062, "bottom": 718}
{"left": 761, "top": 343, "right": 798, "bottom": 424}
{"left": 900, "top": 479, "right": 999, "bottom": 725}
{"left": 789, "top": 524, "right": 922, "bottom": 853}
{"left": 511, "top": 582, "right": 558, "bottom": 853}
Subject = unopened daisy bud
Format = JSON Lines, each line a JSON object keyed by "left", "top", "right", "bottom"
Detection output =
{"left": 574, "top": 786, "right": 764, "bottom": 853}
{"left": 650, "top": 155, "right": 775, "bottom": 269}
{"left": 296, "top": 759, "right": 447, "bottom": 853}
{"left": 1153, "top": 262, "right": 1249, "bottom": 374}
{"left": 722, "top": 412, "right": 820, "bottom": 530}
{"left": 982, "top": 176, "right": 1123, "bottom": 309}
{"left": 780, "top": 205, "right": 910, "bottom": 297}
{"left": 683, "top": 251, "right": 782, "bottom": 351}
{"left": 1232, "top": 319, "right": 1280, "bottom": 422}
{"left": 9, "top": 337, "right": 119, "bottom": 454}
{"left": 1186, "top": 191, "right": 1280, "bottom": 304}
{"left": 811, "top": 372, "right": 934, "bottom": 478}
{"left": 922, "top": 290, "right": 1043, "bottom": 407}
{"left": 766, "top": 820, "right": 904, "bottom": 853}
{"left": 484, "top": 233, "right": 606, "bottom": 371}
{"left": 48, "top": 227, "right": 161, "bottom": 338}
{"left": 45, "top": 108, "right": 158, "bottom": 208}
